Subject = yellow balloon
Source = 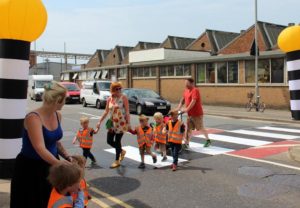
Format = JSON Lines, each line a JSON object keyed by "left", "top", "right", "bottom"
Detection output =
{"left": 0, "top": 0, "right": 47, "bottom": 42}
{"left": 278, "top": 25, "right": 300, "bottom": 53}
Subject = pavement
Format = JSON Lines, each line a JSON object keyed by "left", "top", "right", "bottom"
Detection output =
{"left": 1, "top": 102, "right": 300, "bottom": 208}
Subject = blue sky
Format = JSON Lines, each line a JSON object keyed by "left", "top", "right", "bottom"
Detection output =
{"left": 36, "top": 0, "right": 300, "bottom": 57}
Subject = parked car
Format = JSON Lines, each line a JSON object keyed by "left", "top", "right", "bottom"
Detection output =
{"left": 80, "top": 80, "right": 111, "bottom": 109}
{"left": 28, "top": 75, "right": 53, "bottom": 101}
{"left": 122, "top": 88, "right": 171, "bottom": 115}
{"left": 59, "top": 82, "right": 81, "bottom": 103}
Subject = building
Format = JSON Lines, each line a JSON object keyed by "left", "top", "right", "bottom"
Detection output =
{"left": 61, "top": 21, "right": 289, "bottom": 109}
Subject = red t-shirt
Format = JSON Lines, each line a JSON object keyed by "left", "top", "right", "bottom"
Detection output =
{"left": 183, "top": 87, "right": 203, "bottom": 116}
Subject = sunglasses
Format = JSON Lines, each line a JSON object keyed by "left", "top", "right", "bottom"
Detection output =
{"left": 115, "top": 87, "right": 122, "bottom": 91}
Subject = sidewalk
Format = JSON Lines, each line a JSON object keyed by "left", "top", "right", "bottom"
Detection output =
{"left": 0, "top": 179, "right": 10, "bottom": 208}
{"left": 203, "top": 105, "right": 300, "bottom": 124}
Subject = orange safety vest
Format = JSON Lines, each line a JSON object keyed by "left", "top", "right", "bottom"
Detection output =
{"left": 48, "top": 188, "right": 73, "bottom": 208}
{"left": 136, "top": 126, "right": 153, "bottom": 147}
{"left": 72, "top": 179, "right": 89, "bottom": 206}
{"left": 154, "top": 124, "right": 167, "bottom": 144}
{"left": 168, "top": 120, "right": 184, "bottom": 144}
{"left": 77, "top": 128, "right": 93, "bottom": 148}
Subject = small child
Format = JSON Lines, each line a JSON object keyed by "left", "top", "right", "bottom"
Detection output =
{"left": 73, "top": 116, "right": 99, "bottom": 166}
{"left": 153, "top": 112, "right": 167, "bottom": 162}
{"left": 163, "top": 110, "right": 185, "bottom": 171}
{"left": 129, "top": 114, "right": 157, "bottom": 169}
{"left": 71, "top": 155, "right": 91, "bottom": 208}
{"left": 47, "top": 162, "right": 84, "bottom": 208}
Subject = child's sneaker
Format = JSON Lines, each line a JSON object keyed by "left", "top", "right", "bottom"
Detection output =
{"left": 203, "top": 139, "right": 212, "bottom": 148}
{"left": 161, "top": 156, "right": 167, "bottom": 162}
{"left": 172, "top": 164, "right": 177, "bottom": 171}
{"left": 119, "top": 150, "right": 126, "bottom": 161}
{"left": 152, "top": 156, "right": 157, "bottom": 163}
{"left": 138, "top": 162, "right": 145, "bottom": 169}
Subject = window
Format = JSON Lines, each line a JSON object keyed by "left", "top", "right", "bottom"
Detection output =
{"left": 60, "top": 74, "right": 64, "bottom": 81}
{"left": 228, "top": 61, "right": 238, "bottom": 83}
{"left": 132, "top": 67, "right": 156, "bottom": 77}
{"left": 196, "top": 64, "right": 205, "bottom": 83}
{"left": 101, "top": 70, "right": 108, "bottom": 79}
{"left": 167, "top": 66, "right": 174, "bottom": 76}
{"left": 160, "top": 66, "right": 168, "bottom": 76}
{"left": 160, "top": 65, "right": 191, "bottom": 77}
{"left": 175, "top": 65, "right": 184, "bottom": 76}
{"left": 64, "top": 73, "right": 69, "bottom": 81}
{"left": 206, "top": 63, "right": 215, "bottom": 83}
{"left": 183, "top": 65, "right": 191, "bottom": 76}
{"left": 271, "top": 58, "right": 284, "bottom": 83}
{"left": 108, "top": 69, "right": 117, "bottom": 79}
{"left": 245, "top": 59, "right": 284, "bottom": 84}
{"left": 72, "top": 73, "right": 78, "bottom": 79}
{"left": 217, "top": 62, "right": 227, "bottom": 83}
{"left": 118, "top": 68, "right": 127, "bottom": 79}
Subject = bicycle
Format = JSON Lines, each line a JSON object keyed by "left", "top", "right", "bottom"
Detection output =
{"left": 245, "top": 92, "right": 266, "bottom": 112}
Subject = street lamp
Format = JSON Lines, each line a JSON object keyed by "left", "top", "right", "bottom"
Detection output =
{"left": 0, "top": 0, "right": 47, "bottom": 178}
{"left": 254, "top": 0, "right": 259, "bottom": 111}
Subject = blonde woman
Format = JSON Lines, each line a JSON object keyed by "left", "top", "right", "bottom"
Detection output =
{"left": 97, "top": 82, "right": 130, "bottom": 168}
{"left": 10, "top": 81, "right": 71, "bottom": 208}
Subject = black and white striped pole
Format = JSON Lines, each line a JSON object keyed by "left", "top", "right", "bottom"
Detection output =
{"left": 278, "top": 25, "right": 300, "bottom": 120}
{"left": 0, "top": 0, "right": 47, "bottom": 178}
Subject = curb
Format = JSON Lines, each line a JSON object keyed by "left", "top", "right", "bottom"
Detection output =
{"left": 205, "top": 112, "right": 300, "bottom": 125}
{"left": 288, "top": 146, "right": 300, "bottom": 163}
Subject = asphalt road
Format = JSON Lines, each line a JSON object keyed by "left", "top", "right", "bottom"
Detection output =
{"left": 26, "top": 100, "right": 300, "bottom": 208}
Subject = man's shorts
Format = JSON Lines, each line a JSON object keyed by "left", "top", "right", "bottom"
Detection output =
{"left": 187, "top": 116, "right": 204, "bottom": 132}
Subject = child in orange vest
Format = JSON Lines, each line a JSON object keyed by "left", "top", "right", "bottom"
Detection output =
{"left": 129, "top": 114, "right": 157, "bottom": 169}
{"left": 71, "top": 155, "right": 91, "bottom": 208}
{"left": 163, "top": 110, "right": 185, "bottom": 171}
{"left": 73, "top": 116, "right": 99, "bottom": 166}
{"left": 153, "top": 112, "right": 167, "bottom": 161}
{"left": 47, "top": 162, "right": 84, "bottom": 208}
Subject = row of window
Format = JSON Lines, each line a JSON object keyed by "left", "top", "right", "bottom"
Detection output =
{"left": 63, "top": 58, "right": 285, "bottom": 84}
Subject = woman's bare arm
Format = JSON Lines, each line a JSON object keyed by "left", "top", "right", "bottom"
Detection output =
{"left": 25, "top": 114, "right": 60, "bottom": 165}
{"left": 123, "top": 95, "right": 131, "bottom": 125}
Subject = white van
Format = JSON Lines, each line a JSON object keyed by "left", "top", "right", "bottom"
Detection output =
{"left": 80, "top": 80, "right": 111, "bottom": 109}
{"left": 28, "top": 75, "right": 54, "bottom": 101}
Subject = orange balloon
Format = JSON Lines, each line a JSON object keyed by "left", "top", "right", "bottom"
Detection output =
{"left": 278, "top": 25, "right": 300, "bottom": 53}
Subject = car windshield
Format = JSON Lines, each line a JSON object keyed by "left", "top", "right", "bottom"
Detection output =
{"left": 64, "top": 84, "right": 80, "bottom": 91}
{"left": 35, "top": 80, "right": 51, "bottom": 88}
{"left": 135, "top": 90, "right": 160, "bottom": 99}
{"left": 98, "top": 82, "right": 111, "bottom": 91}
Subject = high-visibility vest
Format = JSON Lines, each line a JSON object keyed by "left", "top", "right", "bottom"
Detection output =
{"left": 154, "top": 124, "right": 167, "bottom": 144}
{"left": 72, "top": 179, "right": 89, "bottom": 206}
{"left": 77, "top": 128, "right": 93, "bottom": 148}
{"left": 48, "top": 188, "right": 73, "bottom": 208}
{"left": 136, "top": 126, "right": 153, "bottom": 147}
{"left": 168, "top": 120, "right": 184, "bottom": 144}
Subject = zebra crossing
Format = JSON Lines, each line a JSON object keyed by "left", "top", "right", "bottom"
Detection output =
{"left": 104, "top": 125, "right": 300, "bottom": 168}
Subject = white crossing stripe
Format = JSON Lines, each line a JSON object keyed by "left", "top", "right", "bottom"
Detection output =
{"left": 229, "top": 129, "right": 299, "bottom": 140}
{"left": 189, "top": 142, "right": 234, "bottom": 155}
{"left": 257, "top": 126, "right": 300, "bottom": 134}
{"left": 195, "top": 134, "right": 271, "bottom": 146}
{"left": 104, "top": 146, "right": 187, "bottom": 168}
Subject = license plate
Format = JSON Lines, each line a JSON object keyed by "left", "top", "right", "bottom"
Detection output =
{"left": 157, "top": 106, "right": 166, "bottom": 109}
{"left": 72, "top": 97, "right": 79, "bottom": 99}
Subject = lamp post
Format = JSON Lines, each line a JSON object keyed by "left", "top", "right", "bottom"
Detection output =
{"left": 254, "top": 0, "right": 259, "bottom": 111}
{"left": 0, "top": 0, "right": 47, "bottom": 178}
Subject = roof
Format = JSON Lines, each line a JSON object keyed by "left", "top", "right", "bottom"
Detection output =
{"left": 97, "top": 49, "right": 111, "bottom": 63}
{"left": 206, "top": 30, "right": 240, "bottom": 54}
{"left": 117, "top": 46, "right": 134, "bottom": 61}
{"left": 257, "top": 21, "right": 286, "bottom": 49}
{"left": 160, "top": 35, "right": 196, "bottom": 49}
{"left": 134, "top": 41, "right": 161, "bottom": 50}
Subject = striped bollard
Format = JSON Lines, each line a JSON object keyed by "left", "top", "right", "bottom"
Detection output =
{"left": 0, "top": 0, "right": 47, "bottom": 178}
{"left": 278, "top": 25, "right": 300, "bottom": 120}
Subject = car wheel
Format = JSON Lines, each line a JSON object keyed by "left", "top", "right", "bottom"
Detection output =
{"left": 96, "top": 100, "right": 101, "bottom": 109}
{"left": 82, "top": 98, "right": 87, "bottom": 107}
{"left": 136, "top": 104, "right": 143, "bottom": 115}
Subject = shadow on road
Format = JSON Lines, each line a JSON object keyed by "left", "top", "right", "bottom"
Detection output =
{"left": 89, "top": 176, "right": 140, "bottom": 197}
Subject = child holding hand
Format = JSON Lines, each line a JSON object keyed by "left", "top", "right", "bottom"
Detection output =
{"left": 129, "top": 114, "right": 157, "bottom": 169}
{"left": 153, "top": 112, "right": 167, "bottom": 161}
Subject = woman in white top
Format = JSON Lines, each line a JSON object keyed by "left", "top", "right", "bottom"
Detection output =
{"left": 97, "top": 82, "right": 130, "bottom": 168}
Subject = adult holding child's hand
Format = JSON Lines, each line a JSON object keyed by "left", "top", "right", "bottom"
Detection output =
{"left": 97, "top": 82, "right": 130, "bottom": 168}
{"left": 10, "top": 81, "right": 72, "bottom": 208}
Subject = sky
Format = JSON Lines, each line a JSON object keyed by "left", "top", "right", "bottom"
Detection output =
{"left": 36, "top": 0, "right": 300, "bottom": 61}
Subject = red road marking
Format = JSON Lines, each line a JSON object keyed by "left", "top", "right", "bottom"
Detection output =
{"left": 228, "top": 140, "right": 300, "bottom": 159}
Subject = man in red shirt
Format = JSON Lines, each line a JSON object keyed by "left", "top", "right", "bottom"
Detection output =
{"left": 176, "top": 78, "right": 211, "bottom": 148}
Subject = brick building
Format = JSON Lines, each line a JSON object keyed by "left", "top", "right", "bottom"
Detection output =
{"left": 61, "top": 21, "right": 289, "bottom": 109}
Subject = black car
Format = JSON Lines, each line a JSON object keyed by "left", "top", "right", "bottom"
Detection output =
{"left": 122, "top": 88, "right": 171, "bottom": 115}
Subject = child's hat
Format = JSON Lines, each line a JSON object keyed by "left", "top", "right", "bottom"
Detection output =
{"left": 139, "top": 114, "right": 149, "bottom": 121}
